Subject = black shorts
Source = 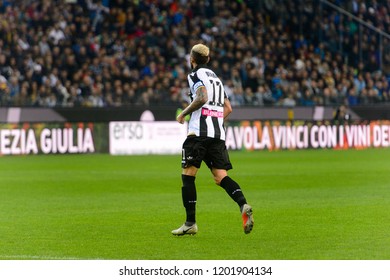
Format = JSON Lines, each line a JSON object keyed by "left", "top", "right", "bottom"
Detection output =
{"left": 181, "top": 136, "right": 233, "bottom": 170}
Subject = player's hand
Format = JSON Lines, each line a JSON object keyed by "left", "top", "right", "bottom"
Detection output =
{"left": 176, "top": 113, "right": 185, "bottom": 124}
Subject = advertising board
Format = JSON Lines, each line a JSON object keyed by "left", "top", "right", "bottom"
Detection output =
{"left": 0, "top": 123, "right": 108, "bottom": 155}
{"left": 109, "top": 121, "right": 187, "bottom": 155}
{"left": 225, "top": 120, "right": 390, "bottom": 150}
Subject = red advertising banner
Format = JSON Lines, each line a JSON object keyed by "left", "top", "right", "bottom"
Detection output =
{"left": 225, "top": 120, "right": 390, "bottom": 151}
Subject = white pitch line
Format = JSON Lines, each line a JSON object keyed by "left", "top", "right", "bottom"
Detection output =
{"left": 0, "top": 255, "right": 87, "bottom": 260}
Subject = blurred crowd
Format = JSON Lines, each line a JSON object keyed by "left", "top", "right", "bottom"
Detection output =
{"left": 0, "top": 0, "right": 389, "bottom": 108}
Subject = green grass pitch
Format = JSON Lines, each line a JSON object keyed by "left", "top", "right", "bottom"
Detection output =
{"left": 0, "top": 149, "right": 389, "bottom": 260}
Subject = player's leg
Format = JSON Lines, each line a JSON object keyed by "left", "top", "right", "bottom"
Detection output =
{"left": 172, "top": 137, "right": 205, "bottom": 236}
{"left": 207, "top": 141, "right": 247, "bottom": 207}
{"left": 206, "top": 139, "right": 254, "bottom": 234}
{"left": 211, "top": 168, "right": 254, "bottom": 234}
{"left": 171, "top": 166, "right": 199, "bottom": 236}
{"left": 211, "top": 168, "right": 247, "bottom": 208}
{"left": 181, "top": 166, "right": 198, "bottom": 226}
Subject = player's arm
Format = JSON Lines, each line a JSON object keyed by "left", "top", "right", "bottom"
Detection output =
{"left": 223, "top": 96, "right": 232, "bottom": 121}
{"left": 177, "top": 86, "right": 208, "bottom": 124}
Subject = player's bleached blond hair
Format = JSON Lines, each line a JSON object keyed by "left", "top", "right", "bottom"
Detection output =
{"left": 191, "top": 44, "right": 209, "bottom": 56}
{"left": 191, "top": 43, "right": 209, "bottom": 64}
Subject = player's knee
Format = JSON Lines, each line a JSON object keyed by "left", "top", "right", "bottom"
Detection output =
{"left": 182, "top": 166, "right": 198, "bottom": 177}
{"left": 211, "top": 169, "right": 228, "bottom": 186}
{"left": 213, "top": 175, "right": 223, "bottom": 186}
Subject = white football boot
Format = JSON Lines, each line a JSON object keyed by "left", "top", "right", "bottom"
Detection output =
{"left": 171, "top": 223, "right": 198, "bottom": 236}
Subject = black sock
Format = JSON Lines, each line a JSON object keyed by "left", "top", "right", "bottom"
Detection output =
{"left": 220, "top": 176, "right": 247, "bottom": 208}
{"left": 181, "top": 174, "right": 196, "bottom": 224}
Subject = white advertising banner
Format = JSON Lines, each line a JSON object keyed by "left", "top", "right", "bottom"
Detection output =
{"left": 109, "top": 121, "right": 187, "bottom": 155}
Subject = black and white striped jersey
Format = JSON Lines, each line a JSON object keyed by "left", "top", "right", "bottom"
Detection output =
{"left": 187, "top": 66, "right": 227, "bottom": 140}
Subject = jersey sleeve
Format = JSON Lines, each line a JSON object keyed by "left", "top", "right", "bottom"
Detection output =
{"left": 224, "top": 90, "right": 228, "bottom": 99}
{"left": 189, "top": 71, "right": 205, "bottom": 93}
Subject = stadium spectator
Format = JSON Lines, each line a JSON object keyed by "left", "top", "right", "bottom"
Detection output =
{"left": 0, "top": 0, "right": 389, "bottom": 109}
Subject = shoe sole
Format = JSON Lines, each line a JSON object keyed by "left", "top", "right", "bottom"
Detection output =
{"left": 172, "top": 232, "right": 197, "bottom": 236}
{"left": 243, "top": 206, "right": 254, "bottom": 234}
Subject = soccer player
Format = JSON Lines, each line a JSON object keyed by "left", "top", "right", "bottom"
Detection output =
{"left": 172, "top": 43, "right": 254, "bottom": 236}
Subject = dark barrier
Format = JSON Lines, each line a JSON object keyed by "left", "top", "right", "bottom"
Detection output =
{"left": 54, "top": 107, "right": 174, "bottom": 122}
{"left": 53, "top": 106, "right": 357, "bottom": 122}
{"left": 0, "top": 105, "right": 389, "bottom": 123}
{"left": 352, "top": 105, "right": 390, "bottom": 120}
